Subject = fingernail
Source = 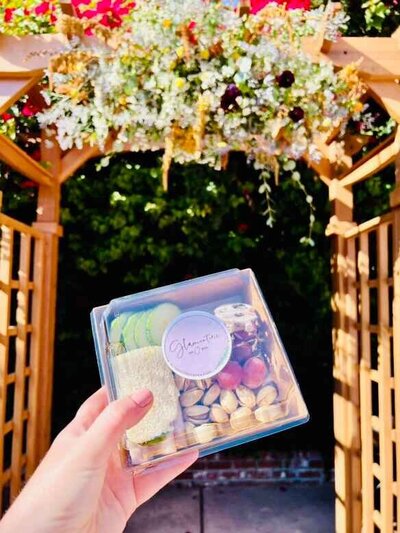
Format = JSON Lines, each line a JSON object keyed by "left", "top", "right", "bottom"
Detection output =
{"left": 132, "top": 389, "right": 153, "bottom": 408}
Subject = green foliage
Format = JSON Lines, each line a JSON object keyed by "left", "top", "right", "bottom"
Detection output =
{"left": 343, "top": 0, "right": 400, "bottom": 35}
{"left": 61, "top": 154, "right": 258, "bottom": 287}
{"left": 53, "top": 153, "right": 333, "bottom": 452}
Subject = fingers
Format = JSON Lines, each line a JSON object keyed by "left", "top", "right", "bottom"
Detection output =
{"left": 70, "top": 387, "right": 109, "bottom": 433}
{"left": 79, "top": 389, "right": 153, "bottom": 466}
{"left": 37, "top": 388, "right": 110, "bottom": 469}
{"left": 134, "top": 451, "right": 198, "bottom": 507}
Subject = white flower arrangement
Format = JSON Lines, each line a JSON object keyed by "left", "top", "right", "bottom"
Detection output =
{"left": 39, "top": 0, "right": 363, "bottom": 233}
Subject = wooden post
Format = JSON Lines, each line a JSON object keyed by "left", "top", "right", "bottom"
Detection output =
{"left": 391, "top": 153, "right": 400, "bottom": 532}
{"left": 32, "top": 131, "right": 62, "bottom": 463}
{"left": 329, "top": 179, "right": 362, "bottom": 533}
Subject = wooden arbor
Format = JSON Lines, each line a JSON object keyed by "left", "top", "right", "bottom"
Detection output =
{"left": 0, "top": 15, "right": 399, "bottom": 530}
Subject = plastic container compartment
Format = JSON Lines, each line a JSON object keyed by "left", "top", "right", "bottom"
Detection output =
{"left": 91, "top": 268, "right": 309, "bottom": 472}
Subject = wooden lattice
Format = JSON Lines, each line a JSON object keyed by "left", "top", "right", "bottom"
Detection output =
{"left": 0, "top": 208, "right": 45, "bottom": 512}
{"left": 332, "top": 154, "right": 400, "bottom": 532}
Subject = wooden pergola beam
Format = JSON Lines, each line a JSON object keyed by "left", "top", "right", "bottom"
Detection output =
{"left": 324, "top": 37, "right": 400, "bottom": 81}
{"left": 367, "top": 81, "right": 400, "bottom": 124}
{"left": 0, "top": 76, "right": 43, "bottom": 115}
{"left": 0, "top": 135, "right": 54, "bottom": 186}
{"left": 339, "top": 130, "right": 399, "bottom": 188}
{"left": 0, "top": 34, "right": 66, "bottom": 78}
{"left": 59, "top": 145, "right": 102, "bottom": 183}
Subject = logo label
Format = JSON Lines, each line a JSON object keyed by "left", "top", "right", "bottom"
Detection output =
{"left": 162, "top": 311, "right": 232, "bottom": 379}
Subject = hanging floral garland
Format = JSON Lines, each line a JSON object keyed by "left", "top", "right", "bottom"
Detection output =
{"left": 39, "top": 1, "right": 363, "bottom": 194}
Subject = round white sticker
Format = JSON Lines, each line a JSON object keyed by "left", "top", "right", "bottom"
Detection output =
{"left": 162, "top": 311, "right": 232, "bottom": 380}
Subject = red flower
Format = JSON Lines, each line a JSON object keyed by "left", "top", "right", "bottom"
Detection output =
{"left": 20, "top": 180, "right": 38, "bottom": 189}
{"left": 187, "top": 21, "right": 198, "bottom": 45}
{"left": 4, "top": 8, "right": 15, "bottom": 22}
{"left": 30, "top": 149, "right": 42, "bottom": 162}
{"left": 21, "top": 103, "right": 39, "bottom": 117}
{"left": 1, "top": 113, "right": 13, "bottom": 121}
{"left": 237, "top": 223, "right": 250, "bottom": 234}
{"left": 34, "top": 2, "right": 51, "bottom": 15}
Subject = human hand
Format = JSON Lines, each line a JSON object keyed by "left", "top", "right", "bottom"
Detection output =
{"left": 0, "top": 387, "right": 197, "bottom": 533}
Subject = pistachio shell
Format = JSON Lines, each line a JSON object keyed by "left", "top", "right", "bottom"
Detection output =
{"left": 174, "top": 374, "right": 186, "bottom": 391}
{"left": 202, "top": 384, "right": 221, "bottom": 405}
{"left": 195, "top": 379, "right": 213, "bottom": 390}
{"left": 230, "top": 406, "right": 254, "bottom": 431}
{"left": 235, "top": 385, "right": 256, "bottom": 409}
{"left": 186, "top": 417, "right": 207, "bottom": 426}
{"left": 254, "top": 402, "right": 287, "bottom": 423}
{"left": 183, "top": 405, "right": 210, "bottom": 420}
{"left": 220, "top": 390, "right": 238, "bottom": 414}
{"left": 184, "top": 421, "right": 195, "bottom": 432}
{"left": 210, "top": 403, "right": 229, "bottom": 423}
{"left": 180, "top": 388, "right": 204, "bottom": 407}
{"left": 193, "top": 423, "right": 218, "bottom": 444}
{"left": 182, "top": 421, "right": 196, "bottom": 446}
{"left": 257, "top": 383, "right": 279, "bottom": 407}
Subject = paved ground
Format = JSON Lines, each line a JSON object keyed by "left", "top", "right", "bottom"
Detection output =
{"left": 125, "top": 484, "right": 334, "bottom": 533}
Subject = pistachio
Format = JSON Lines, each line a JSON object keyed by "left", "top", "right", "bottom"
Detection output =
{"left": 184, "top": 421, "right": 195, "bottom": 432}
{"left": 254, "top": 402, "right": 287, "bottom": 423}
{"left": 210, "top": 403, "right": 229, "bottom": 424}
{"left": 257, "top": 383, "right": 279, "bottom": 407}
{"left": 193, "top": 423, "right": 218, "bottom": 444}
{"left": 230, "top": 406, "right": 254, "bottom": 431}
{"left": 174, "top": 374, "right": 186, "bottom": 391}
{"left": 235, "top": 385, "right": 256, "bottom": 409}
{"left": 220, "top": 390, "right": 238, "bottom": 414}
{"left": 180, "top": 388, "right": 204, "bottom": 407}
{"left": 182, "top": 421, "right": 196, "bottom": 446}
{"left": 183, "top": 405, "right": 210, "bottom": 420}
{"left": 202, "top": 383, "right": 221, "bottom": 405}
{"left": 184, "top": 379, "right": 198, "bottom": 391}
{"left": 195, "top": 379, "right": 213, "bottom": 390}
{"left": 186, "top": 417, "right": 207, "bottom": 426}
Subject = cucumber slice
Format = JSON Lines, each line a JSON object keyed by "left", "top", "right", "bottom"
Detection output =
{"left": 134, "top": 310, "right": 151, "bottom": 348}
{"left": 122, "top": 312, "right": 142, "bottom": 350}
{"left": 109, "top": 313, "right": 130, "bottom": 344}
{"left": 146, "top": 303, "right": 181, "bottom": 345}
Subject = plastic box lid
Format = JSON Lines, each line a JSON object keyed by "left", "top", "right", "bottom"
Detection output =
{"left": 91, "top": 268, "right": 309, "bottom": 471}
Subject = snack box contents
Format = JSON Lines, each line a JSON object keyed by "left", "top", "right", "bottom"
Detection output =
{"left": 91, "top": 269, "right": 309, "bottom": 471}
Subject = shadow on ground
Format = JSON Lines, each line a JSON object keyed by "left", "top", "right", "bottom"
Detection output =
{"left": 125, "top": 484, "right": 334, "bottom": 533}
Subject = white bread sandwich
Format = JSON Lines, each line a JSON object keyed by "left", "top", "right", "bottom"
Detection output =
{"left": 111, "top": 346, "right": 179, "bottom": 444}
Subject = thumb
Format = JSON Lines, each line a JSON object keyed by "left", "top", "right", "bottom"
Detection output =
{"left": 78, "top": 389, "right": 153, "bottom": 466}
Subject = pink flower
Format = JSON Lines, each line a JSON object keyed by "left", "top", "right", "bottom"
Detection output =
{"left": 4, "top": 8, "right": 15, "bottom": 23}
{"left": 250, "top": 0, "right": 310, "bottom": 12}
{"left": 21, "top": 103, "right": 39, "bottom": 117}
{"left": 34, "top": 2, "right": 51, "bottom": 15}
{"left": 72, "top": 0, "right": 135, "bottom": 26}
{"left": 286, "top": 0, "right": 310, "bottom": 9}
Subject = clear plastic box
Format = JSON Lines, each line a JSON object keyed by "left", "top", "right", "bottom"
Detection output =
{"left": 91, "top": 268, "right": 309, "bottom": 472}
